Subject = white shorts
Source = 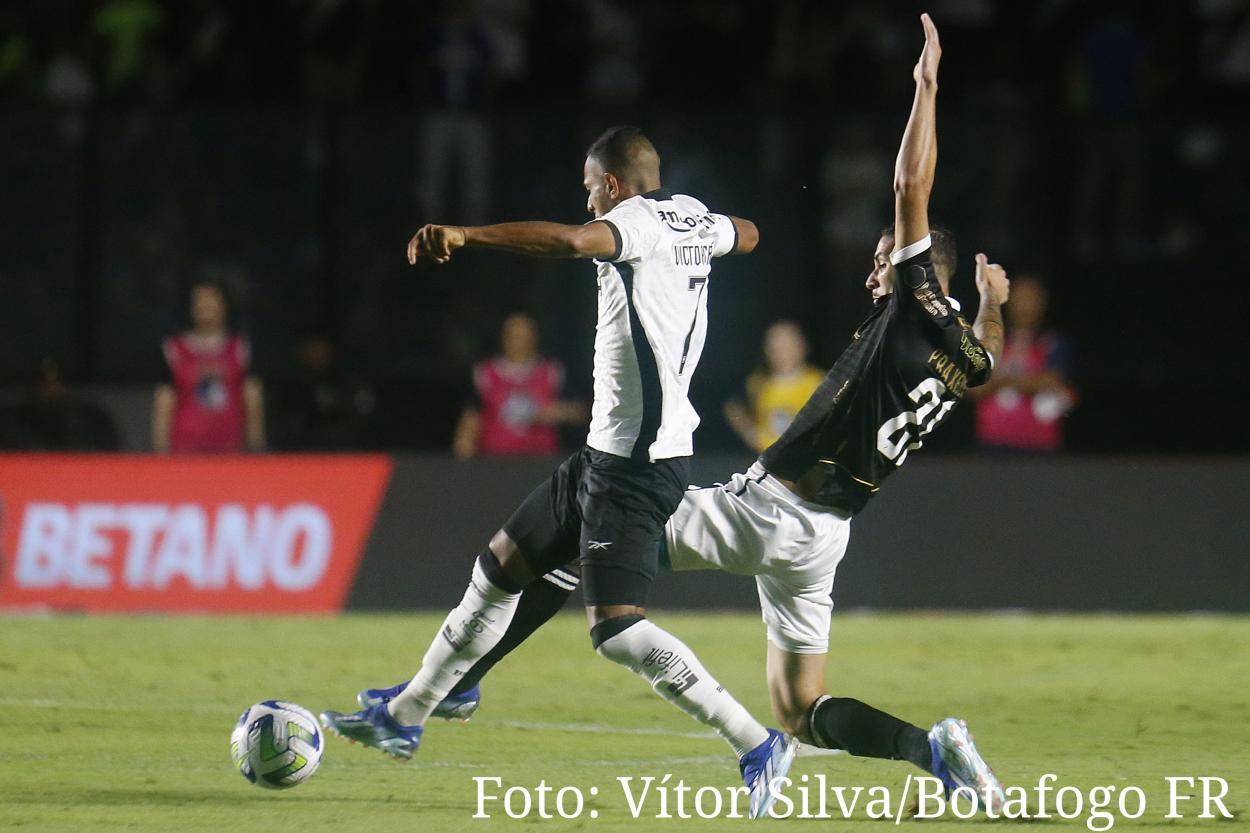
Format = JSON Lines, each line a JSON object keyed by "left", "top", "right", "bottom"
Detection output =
{"left": 663, "top": 462, "right": 851, "bottom": 653}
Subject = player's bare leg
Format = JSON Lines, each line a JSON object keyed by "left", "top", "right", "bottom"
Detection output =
{"left": 766, "top": 642, "right": 829, "bottom": 741}
{"left": 766, "top": 641, "right": 1004, "bottom": 811}
{"left": 488, "top": 529, "right": 541, "bottom": 586}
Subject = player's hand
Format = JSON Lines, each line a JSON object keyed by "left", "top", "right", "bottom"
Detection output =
{"left": 913, "top": 13, "right": 941, "bottom": 87}
{"left": 975, "top": 253, "right": 1010, "bottom": 305}
{"left": 407, "top": 224, "right": 466, "bottom": 265}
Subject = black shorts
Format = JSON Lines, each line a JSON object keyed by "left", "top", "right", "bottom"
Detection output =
{"left": 502, "top": 446, "right": 690, "bottom": 607}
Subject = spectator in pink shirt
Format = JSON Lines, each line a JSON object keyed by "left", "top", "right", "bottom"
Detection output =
{"left": 453, "top": 313, "right": 586, "bottom": 459}
{"left": 971, "top": 275, "right": 1076, "bottom": 452}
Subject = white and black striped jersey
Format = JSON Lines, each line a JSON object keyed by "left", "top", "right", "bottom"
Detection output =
{"left": 587, "top": 190, "right": 738, "bottom": 462}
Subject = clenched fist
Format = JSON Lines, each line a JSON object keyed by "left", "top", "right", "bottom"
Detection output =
{"left": 407, "top": 224, "right": 467, "bottom": 265}
{"left": 975, "top": 252, "right": 1010, "bottom": 306}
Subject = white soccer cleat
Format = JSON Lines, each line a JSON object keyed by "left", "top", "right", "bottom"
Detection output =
{"left": 928, "top": 717, "right": 1005, "bottom": 814}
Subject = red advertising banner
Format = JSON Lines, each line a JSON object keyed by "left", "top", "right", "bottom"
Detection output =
{"left": 0, "top": 455, "right": 392, "bottom": 613}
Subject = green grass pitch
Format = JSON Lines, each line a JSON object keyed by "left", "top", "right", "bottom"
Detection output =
{"left": 1, "top": 612, "right": 1246, "bottom": 831}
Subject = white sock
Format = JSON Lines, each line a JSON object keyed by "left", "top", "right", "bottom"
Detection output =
{"left": 595, "top": 618, "right": 770, "bottom": 758}
{"left": 387, "top": 558, "right": 520, "bottom": 726}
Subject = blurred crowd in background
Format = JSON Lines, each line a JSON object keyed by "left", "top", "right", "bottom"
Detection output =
{"left": 1, "top": 0, "right": 1248, "bottom": 453}
{"left": 5, "top": 0, "right": 1249, "bottom": 107}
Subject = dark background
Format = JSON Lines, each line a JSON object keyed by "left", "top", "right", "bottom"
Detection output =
{"left": 2, "top": 0, "right": 1248, "bottom": 453}
{"left": 347, "top": 454, "right": 1250, "bottom": 611}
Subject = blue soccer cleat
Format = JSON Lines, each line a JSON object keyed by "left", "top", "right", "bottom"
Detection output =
{"left": 357, "top": 681, "right": 481, "bottom": 722}
{"left": 928, "top": 717, "right": 1005, "bottom": 813}
{"left": 356, "top": 681, "right": 406, "bottom": 709}
{"left": 319, "top": 703, "right": 423, "bottom": 760}
{"left": 739, "top": 729, "right": 799, "bottom": 819}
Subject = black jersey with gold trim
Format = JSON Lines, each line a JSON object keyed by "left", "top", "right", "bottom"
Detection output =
{"left": 758, "top": 240, "right": 993, "bottom": 514}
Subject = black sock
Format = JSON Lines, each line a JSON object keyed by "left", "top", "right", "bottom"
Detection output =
{"left": 807, "top": 696, "right": 932, "bottom": 771}
{"left": 449, "top": 570, "right": 576, "bottom": 695}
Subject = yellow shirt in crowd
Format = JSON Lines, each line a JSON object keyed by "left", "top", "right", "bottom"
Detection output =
{"left": 746, "top": 366, "right": 825, "bottom": 451}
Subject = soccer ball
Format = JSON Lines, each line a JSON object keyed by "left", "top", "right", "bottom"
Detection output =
{"left": 230, "top": 700, "right": 323, "bottom": 789}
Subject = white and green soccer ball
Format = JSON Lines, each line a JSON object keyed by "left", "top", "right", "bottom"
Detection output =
{"left": 230, "top": 700, "right": 323, "bottom": 789}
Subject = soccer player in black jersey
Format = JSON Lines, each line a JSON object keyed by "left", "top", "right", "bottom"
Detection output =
{"left": 360, "top": 13, "right": 1011, "bottom": 811}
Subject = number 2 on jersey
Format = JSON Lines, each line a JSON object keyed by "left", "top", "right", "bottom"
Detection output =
{"left": 876, "top": 378, "right": 956, "bottom": 465}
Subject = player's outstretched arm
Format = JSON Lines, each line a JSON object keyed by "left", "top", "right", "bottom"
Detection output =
{"left": 973, "top": 253, "right": 1009, "bottom": 365}
{"left": 407, "top": 221, "right": 617, "bottom": 264}
{"left": 892, "top": 13, "right": 941, "bottom": 252}
{"left": 726, "top": 215, "right": 759, "bottom": 254}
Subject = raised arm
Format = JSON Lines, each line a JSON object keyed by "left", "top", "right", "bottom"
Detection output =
{"left": 407, "top": 221, "right": 618, "bottom": 265}
{"left": 892, "top": 14, "right": 941, "bottom": 252}
{"left": 972, "top": 253, "right": 1010, "bottom": 366}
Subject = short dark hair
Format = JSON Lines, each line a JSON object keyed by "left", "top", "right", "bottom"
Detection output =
{"left": 586, "top": 125, "right": 659, "bottom": 181}
{"left": 880, "top": 223, "right": 957, "bottom": 281}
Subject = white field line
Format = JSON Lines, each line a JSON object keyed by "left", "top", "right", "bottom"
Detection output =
{"left": 408, "top": 755, "right": 730, "bottom": 770}
{"left": 0, "top": 698, "right": 717, "bottom": 735}
{"left": 498, "top": 720, "right": 844, "bottom": 755}
{"left": 494, "top": 719, "right": 714, "bottom": 740}
{"left": 0, "top": 697, "right": 840, "bottom": 757}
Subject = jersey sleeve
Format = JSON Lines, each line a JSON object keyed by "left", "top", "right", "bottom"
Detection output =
{"left": 949, "top": 313, "right": 993, "bottom": 388}
{"left": 890, "top": 235, "right": 956, "bottom": 324}
{"left": 891, "top": 236, "right": 993, "bottom": 387}
{"left": 594, "top": 200, "right": 659, "bottom": 263}
{"left": 705, "top": 213, "right": 738, "bottom": 257}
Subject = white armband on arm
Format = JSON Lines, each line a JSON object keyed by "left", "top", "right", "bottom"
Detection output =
{"left": 890, "top": 234, "right": 932, "bottom": 265}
